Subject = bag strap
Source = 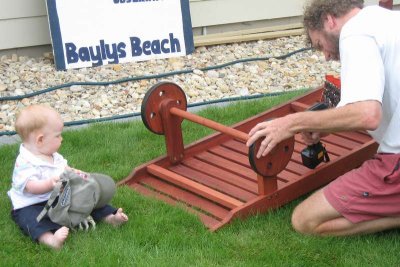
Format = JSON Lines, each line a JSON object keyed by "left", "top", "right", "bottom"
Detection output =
{"left": 322, "top": 145, "right": 330, "bottom": 163}
{"left": 36, "top": 180, "right": 65, "bottom": 222}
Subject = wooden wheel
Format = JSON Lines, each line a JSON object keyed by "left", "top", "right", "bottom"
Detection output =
{"left": 141, "top": 82, "right": 187, "bottom": 135}
{"left": 248, "top": 136, "right": 294, "bottom": 177}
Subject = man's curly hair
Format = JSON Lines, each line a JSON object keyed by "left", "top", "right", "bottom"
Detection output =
{"left": 303, "top": 0, "right": 364, "bottom": 43}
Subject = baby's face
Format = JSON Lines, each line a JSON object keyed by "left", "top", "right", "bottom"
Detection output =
{"left": 39, "top": 115, "right": 64, "bottom": 156}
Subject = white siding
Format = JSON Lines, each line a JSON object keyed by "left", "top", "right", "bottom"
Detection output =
{"left": 0, "top": 0, "right": 46, "bottom": 19}
{"left": 0, "top": 17, "right": 50, "bottom": 49}
{"left": 190, "top": 0, "right": 400, "bottom": 27}
{"left": 0, "top": 0, "right": 48, "bottom": 50}
{"left": 0, "top": 0, "right": 399, "bottom": 52}
{"left": 190, "top": 0, "right": 304, "bottom": 27}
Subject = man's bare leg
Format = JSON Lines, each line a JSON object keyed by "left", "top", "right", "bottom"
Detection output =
{"left": 291, "top": 189, "right": 400, "bottom": 236}
{"left": 38, "top": 226, "right": 69, "bottom": 249}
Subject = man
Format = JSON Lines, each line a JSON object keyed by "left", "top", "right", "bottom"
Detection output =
{"left": 246, "top": 0, "right": 400, "bottom": 236}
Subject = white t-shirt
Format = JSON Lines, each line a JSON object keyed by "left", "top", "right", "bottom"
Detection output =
{"left": 338, "top": 6, "right": 400, "bottom": 153}
{"left": 7, "top": 144, "right": 68, "bottom": 209}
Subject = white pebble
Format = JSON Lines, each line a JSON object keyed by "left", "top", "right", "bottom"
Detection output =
{"left": 0, "top": 35, "right": 340, "bottom": 132}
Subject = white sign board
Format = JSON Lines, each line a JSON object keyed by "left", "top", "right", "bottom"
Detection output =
{"left": 46, "top": 0, "right": 194, "bottom": 70}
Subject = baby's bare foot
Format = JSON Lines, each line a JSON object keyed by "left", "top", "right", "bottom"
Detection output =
{"left": 39, "top": 226, "right": 69, "bottom": 249}
{"left": 104, "top": 208, "right": 128, "bottom": 227}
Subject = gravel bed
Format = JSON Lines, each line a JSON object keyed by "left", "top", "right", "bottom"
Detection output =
{"left": 0, "top": 35, "right": 340, "bottom": 132}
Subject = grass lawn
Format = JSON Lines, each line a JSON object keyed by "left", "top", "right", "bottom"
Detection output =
{"left": 1, "top": 90, "right": 399, "bottom": 266}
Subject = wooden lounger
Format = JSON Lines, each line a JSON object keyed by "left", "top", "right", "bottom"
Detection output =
{"left": 119, "top": 77, "right": 378, "bottom": 231}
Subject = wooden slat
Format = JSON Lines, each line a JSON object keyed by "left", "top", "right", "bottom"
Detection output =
{"left": 291, "top": 149, "right": 335, "bottom": 172}
{"left": 147, "top": 164, "right": 244, "bottom": 209}
{"left": 285, "top": 160, "right": 310, "bottom": 175}
{"left": 294, "top": 142, "right": 307, "bottom": 154}
{"left": 322, "top": 134, "right": 361, "bottom": 150}
{"left": 293, "top": 142, "right": 339, "bottom": 160}
{"left": 318, "top": 142, "right": 350, "bottom": 156}
{"left": 222, "top": 139, "right": 248, "bottom": 154}
{"left": 131, "top": 182, "right": 222, "bottom": 228}
{"left": 291, "top": 151, "right": 303, "bottom": 164}
{"left": 170, "top": 164, "right": 257, "bottom": 201}
{"left": 182, "top": 158, "right": 257, "bottom": 192}
{"left": 277, "top": 169, "right": 302, "bottom": 182}
{"left": 335, "top": 131, "right": 372, "bottom": 144}
{"left": 137, "top": 176, "right": 229, "bottom": 220}
{"left": 209, "top": 146, "right": 251, "bottom": 168}
{"left": 290, "top": 101, "right": 310, "bottom": 112}
{"left": 196, "top": 151, "right": 255, "bottom": 180}
{"left": 194, "top": 28, "right": 304, "bottom": 47}
{"left": 195, "top": 22, "right": 303, "bottom": 39}
{"left": 182, "top": 156, "right": 292, "bottom": 193}
{"left": 221, "top": 136, "right": 316, "bottom": 175}
{"left": 295, "top": 135, "right": 350, "bottom": 156}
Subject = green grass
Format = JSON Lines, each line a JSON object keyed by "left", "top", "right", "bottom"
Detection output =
{"left": 1, "top": 90, "right": 399, "bottom": 266}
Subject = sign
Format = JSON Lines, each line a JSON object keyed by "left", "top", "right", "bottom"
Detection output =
{"left": 46, "top": 0, "right": 194, "bottom": 70}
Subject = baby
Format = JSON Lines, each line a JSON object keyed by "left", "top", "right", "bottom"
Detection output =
{"left": 7, "top": 105, "right": 128, "bottom": 249}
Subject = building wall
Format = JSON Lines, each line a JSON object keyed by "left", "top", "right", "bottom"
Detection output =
{"left": 0, "top": 0, "right": 398, "bottom": 56}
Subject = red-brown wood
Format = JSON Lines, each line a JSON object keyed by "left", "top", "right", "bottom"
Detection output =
{"left": 249, "top": 136, "right": 294, "bottom": 177}
{"left": 258, "top": 174, "right": 278, "bottom": 196}
{"left": 142, "top": 82, "right": 294, "bottom": 182}
{"left": 141, "top": 82, "right": 187, "bottom": 135}
{"left": 379, "top": 0, "right": 393, "bottom": 9}
{"left": 171, "top": 107, "right": 249, "bottom": 141}
{"left": 147, "top": 164, "right": 244, "bottom": 209}
{"left": 160, "top": 99, "right": 185, "bottom": 164}
{"left": 121, "top": 81, "right": 379, "bottom": 231}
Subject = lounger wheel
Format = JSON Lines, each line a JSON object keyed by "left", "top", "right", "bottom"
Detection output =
{"left": 248, "top": 136, "right": 294, "bottom": 177}
{"left": 141, "top": 82, "right": 187, "bottom": 135}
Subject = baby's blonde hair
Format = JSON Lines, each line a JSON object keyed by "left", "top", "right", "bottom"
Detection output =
{"left": 15, "top": 105, "right": 60, "bottom": 141}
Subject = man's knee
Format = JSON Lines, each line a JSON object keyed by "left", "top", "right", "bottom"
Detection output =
{"left": 291, "top": 201, "right": 322, "bottom": 235}
{"left": 291, "top": 204, "right": 312, "bottom": 234}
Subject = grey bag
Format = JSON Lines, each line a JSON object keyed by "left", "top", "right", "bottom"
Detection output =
{"left": 36, "top": 170, "right": 116, "bottom": 228}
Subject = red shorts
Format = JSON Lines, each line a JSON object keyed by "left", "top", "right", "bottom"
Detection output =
{"left": 324, "top": 153, "right": 400, "bottom": 223}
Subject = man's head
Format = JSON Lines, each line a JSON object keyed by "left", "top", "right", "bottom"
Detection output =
{"left": 15, "top": 105, "right": 64, "bottom": 155}
{"left": 303, "top": 0, "right": 364, "bottom": 61}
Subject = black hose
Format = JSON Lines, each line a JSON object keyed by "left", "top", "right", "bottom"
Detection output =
{"left": 0, "top": 90, "right": 303, "bottom": 137}
{"left": 0, "top": 47, "right": 312, "bottom": 137}
{"left": 0, "top": 47, "right": 311, "bottom": 102}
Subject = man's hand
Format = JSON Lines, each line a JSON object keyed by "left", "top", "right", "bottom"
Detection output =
{"left": 246, "top": 116, "right": 295, "bottom": 158}
{"left": 301, "top": 132, "right": 330, "bottom": 145}
{"left": 301, "top": 132, "right": 321, "bottom": 145}
{"left": 246, "top": 100, "right": 381, "bottom": 159}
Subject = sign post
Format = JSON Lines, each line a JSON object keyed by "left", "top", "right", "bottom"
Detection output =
{"left": 46, "top": 0, "right": 194, "bottom": 70}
